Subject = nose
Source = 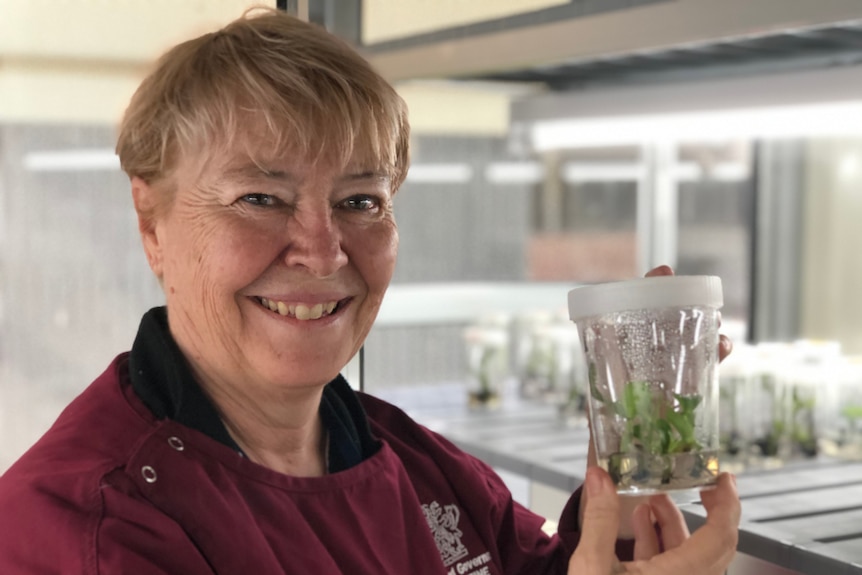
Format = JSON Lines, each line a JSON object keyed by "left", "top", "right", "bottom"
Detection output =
{"left": 282, "top": 207, "right": 348, "bottom": 277}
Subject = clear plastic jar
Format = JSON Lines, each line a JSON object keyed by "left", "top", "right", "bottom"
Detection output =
{"left": 568, "top": 275, "right": 723, "bottom": 494}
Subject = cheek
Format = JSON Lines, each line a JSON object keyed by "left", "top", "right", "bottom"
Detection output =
{"left": 162, "top": 215, "right": 254, "bottom": 297}
{"left": 354, "top": 223, "right": 398, "bottom": 290}
{"left": 202, "top": 217, "right": 278, "bottom": 271}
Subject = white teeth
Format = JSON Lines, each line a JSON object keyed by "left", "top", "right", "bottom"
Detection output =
{"left": 259, "top": 297, "right": 339, "bottom": 320}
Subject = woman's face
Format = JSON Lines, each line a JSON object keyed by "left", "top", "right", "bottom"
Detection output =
{"left": 136, "top": 146, "right": 398, "bottom": 394}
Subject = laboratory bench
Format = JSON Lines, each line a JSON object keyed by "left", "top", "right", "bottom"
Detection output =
{"left": 375, "top": 383, "right": 862, "bottom": 575}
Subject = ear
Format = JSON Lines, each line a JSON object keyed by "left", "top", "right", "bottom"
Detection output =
{"left": 131, "top": 177, "right": 165, "bottom": 279}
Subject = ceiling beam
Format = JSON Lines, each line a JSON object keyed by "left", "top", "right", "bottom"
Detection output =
{"left": 365, "top": 0, "right": 862, "bottom": 82}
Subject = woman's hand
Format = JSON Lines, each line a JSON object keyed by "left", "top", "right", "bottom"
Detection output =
{"left": 568, "top": 468, "right": 740, "bottom": 574}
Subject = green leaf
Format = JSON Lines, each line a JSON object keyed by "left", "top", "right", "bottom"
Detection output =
{"left": 842, "top": 405, "right": 862, "bottom": 420}
{"left": 588, "top": 363, "right": 605, "bottom": 403}
{"left": 655, "top": 419, "right": 672, "bottom": 454}
{"left": 621, "top": 384, "right": 637, "bottom": 419}
{"left": 613, "top": 397, "right": 631, "bottom": 418}
{"left": 621, "top": 381, "right": 654, "bottom": 420}
{"left": 673, "top": 393, "right": 702, "bottom": 414}
{"left": 668, "top": 437, "right": 699, "bottom": 453}
{"left": 666, "top": 409, "right": 695, "bottom": 444}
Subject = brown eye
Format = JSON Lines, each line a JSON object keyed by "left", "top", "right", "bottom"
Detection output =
{"left": 343, "top": 195, "right": 379, "bottom": 211}
{"left": 241, "top": 193, "right": 279, "bottom": 207}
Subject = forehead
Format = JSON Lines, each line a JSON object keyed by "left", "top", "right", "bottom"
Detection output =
{"left": 188, "top": 122, "right": 388, "bottom": 179}
{"left": 168, "top": 148, "right": 321, "bottom": 187}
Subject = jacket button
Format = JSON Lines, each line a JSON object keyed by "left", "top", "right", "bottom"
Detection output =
{"left": 141, "top": 465, "right": 158, "bottom": 483}
{"left": 167, "top": 436, "right": 185, "bottom": 451}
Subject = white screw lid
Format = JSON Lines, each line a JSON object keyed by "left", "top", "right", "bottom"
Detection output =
{"left": 568, "top": 275, "right": 723, "bottom": 321}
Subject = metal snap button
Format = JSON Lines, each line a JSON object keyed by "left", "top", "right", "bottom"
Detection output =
{"left": 167, "top": 436, "right": 185, "bottom": 451}
{"left": 141, "top": 465, "right": 157, "bottom": 483}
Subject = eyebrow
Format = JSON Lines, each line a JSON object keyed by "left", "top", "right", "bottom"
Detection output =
{"left": 224, "top": 165, "right": 390, "bottom": 182}
{"left": 340, "top": 170, "right": 390, "bottom": 183}
{"left": 219, "top": 165, "right": 297, "bottom": 184}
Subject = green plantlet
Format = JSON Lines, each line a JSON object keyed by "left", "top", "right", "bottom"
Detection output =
{"left": 589, "top": 369, "right": 703, "bottom": 457}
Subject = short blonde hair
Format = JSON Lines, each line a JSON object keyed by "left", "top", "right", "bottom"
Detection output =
{"left": 116, "top": 7, "right": 410, "bottom": 201}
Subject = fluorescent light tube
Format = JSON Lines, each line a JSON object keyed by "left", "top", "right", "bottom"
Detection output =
{"left": 530, "top": 101, "right": 862, "bottom": 150}
{"left": 405, "top": 163, "right": 473, "bottom": 184}
{"left": 23, "top": 149, "right": 120, "bottom": 172}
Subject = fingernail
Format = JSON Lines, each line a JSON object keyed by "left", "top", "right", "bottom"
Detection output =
{"left": 586, "top": 468, "right": 605, "bottom": 497}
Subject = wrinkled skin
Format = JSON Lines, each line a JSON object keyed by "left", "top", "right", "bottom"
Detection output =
{"left": 132, "top": 148, "right": 398, "bottom": 474}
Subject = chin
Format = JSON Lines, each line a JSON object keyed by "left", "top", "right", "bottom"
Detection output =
{"left": 258, "top": 358, "right": 345, "bottom": 390}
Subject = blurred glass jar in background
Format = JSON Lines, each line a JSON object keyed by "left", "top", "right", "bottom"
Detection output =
{"left": 818, "top": 356, "right": 862, "bottom": 459}
{"left": 717, "top": 339, "right": 858, "bottom": 471}
{"left": 718, "top": 343, "right": 753, "bottom": 472}
{"left": 513, "top": 311, "right": 554, "bottom": 400}
{"left": 545, "top": 323, "right": 588, "bottom": 426}
{"left": 782, "top": 340, "right": 842, "bottom": 459}
{"left": 783, "top": 369, "right": 819, "bottom": 459}
{"left": 748, "top": 343, "right": 793, "bottom": 468}
{"left": 463, "top": 317, "right": 510, "bottom": 410}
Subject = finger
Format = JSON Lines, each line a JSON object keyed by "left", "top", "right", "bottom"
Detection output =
{"left": 646, "top": 474, "right": 740, "bottom": 574}
{"left": 569, "top": 467, "right": 621, "bottom": 575}
{"left": 690, "top": 474, "right": 741, "bottom": 569}
{"left": 631, "top": 503, "right": 660, "bottom": 561}
{"left": 579, "top": 412, "right": 598, "bottom": 530}
{"left": 701, "top": 473, "right": 741, "bottom": 529}
{"left": 616, "top": 494, "right": 651, "bottom": 539}
{"left": 584, "top": 408, "right": 598, "bottom": 468}
{"left": 587, "top": 435, "right": 598, "bottom": 468}
{"left": 644, "top": 265, "right": 674, "bottom": 278}
{"left": 719, "top": 334, "right": 733, "bottom": 363}
{"left": 648, "top": 493, "right": 690, "bottom": 550}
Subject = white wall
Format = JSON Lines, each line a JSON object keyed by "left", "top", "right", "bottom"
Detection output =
{"left": 801, "top": 140, "right": 862, "bottom": 354}
{"left": 0, "top": 0, "right": 262, "bottom": 124}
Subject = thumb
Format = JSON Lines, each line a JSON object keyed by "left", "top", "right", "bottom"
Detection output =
{"left": 587, "top": 412, "right": 598, "bottom": 468}
{"left": 569, "top": 467, "right": 621, "bottom": 575}
{"left": 644, "top": 265, "right": 674, "bottom": 278}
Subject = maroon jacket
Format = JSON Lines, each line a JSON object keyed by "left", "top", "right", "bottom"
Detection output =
{"left": 0, "top": 354, "right": 587, "bottom": 574}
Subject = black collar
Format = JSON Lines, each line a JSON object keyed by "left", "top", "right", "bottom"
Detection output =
{"left": 128, "top": 307, "right": 378, "bottom": 472}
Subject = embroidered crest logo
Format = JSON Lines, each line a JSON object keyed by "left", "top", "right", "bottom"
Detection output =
{"left": 422, "top": 501, "right": 469, "bottom": 566}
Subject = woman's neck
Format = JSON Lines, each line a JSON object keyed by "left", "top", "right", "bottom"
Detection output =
{"left": 203, "top": 378, "right": 329, "bottom": 477}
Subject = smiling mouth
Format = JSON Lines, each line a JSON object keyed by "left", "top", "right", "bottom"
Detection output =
{"left": 256, "top": 297, "right": 343, "bottom": 320}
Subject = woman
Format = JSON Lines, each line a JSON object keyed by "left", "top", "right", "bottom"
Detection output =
{"left": 0, "top": 8, "right": 739, "bottom": 574}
